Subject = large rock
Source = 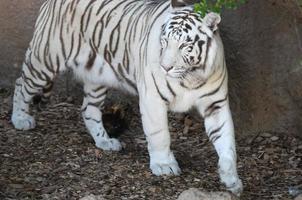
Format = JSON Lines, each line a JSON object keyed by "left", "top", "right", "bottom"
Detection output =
{"left": 0, "top": 0, "right": 301, "bottom": 137}
{"left": 295, "top": 194, "right": 302, "bottom": 200}
{"left": 79, "top": 194, "right": 105, "bottom": 200}
{"left": 221, "top": 0, "right": 302, "bottom": 137}
{"left": 0, "top": 0, "right": 43, "bottom": 87}
{"left": 177, "top": 188, "right": 238, "bottom": 200}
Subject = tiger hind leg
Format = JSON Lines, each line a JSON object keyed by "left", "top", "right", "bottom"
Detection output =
{"left": 12, "top": 58, "right": 55, "bottom": 130}
{"left": 81, "top": 82, "right": 122, "bottom": 151}
{"left": 32, "top": 81, "right": 54, "bottom": 110}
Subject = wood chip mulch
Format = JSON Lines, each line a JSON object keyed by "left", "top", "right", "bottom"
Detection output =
{"left": 0, "top": 88, "right": 301, "bottom": 200}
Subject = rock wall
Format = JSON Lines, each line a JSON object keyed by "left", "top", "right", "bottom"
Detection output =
{"left": 221, "top": 0, "right": 302, "bottom": 137}
{"left": 0, "top": 0, "right": 43, "bottom": 87}
{"left": 0, "top": 0, "right": 301, "bottom": 137}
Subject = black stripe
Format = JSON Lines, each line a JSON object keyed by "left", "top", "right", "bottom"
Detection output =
{"left": 166, "top": 81, "right": 176, "bottom": 97}
{"left": 142, "top": 4, "right": 170, "bottom": 66}
{"left": 22, "top": 73, "right": 44, "bottom": 88}
{"left": 123, "top": 43, "right": 130, "bottom": 73}
{"left": 85, "top": 42, "right": 97, "bottom": 70}
{"left": 74, "top": 35, "right": 82, "bottom": 66}
{"left": 59, "top": 17, "right": 67, "bottom": 60}
{"left": 54, "top": 0, "right": 63, "bottom": 36}
{"left": 149, "top": 129, "right": 163, "bottom": 136}
{"left": 208, "top": 122, "right": 225, "bottom": 139}
{"left": 85, "top": 117, "right": 102, "bottom": 124}
{"left": 104, "top": 45, "right": 122, "bottom": 81}
{"left": 86, "top": 90, "right": 107, "bottom": 99}
{"left": 199, "top": 67, "right": 226, "bottom": 99}
{"left": 93, "top": 85, "right": 106, "bottom": 92}
{"left": 105, "top": 1, "right": 127, "bottom": 27}
{"left": 34, "top": 2, "right": 52, "bottom": 62}
{"left": 109, "top": 22, "right": 121, "bottom": 57}
{"left": 84, "top": 6, "right": 94, "bottom": 33}
{"left": 70, "top": 0, "right": 78, "bottom": 25}
{"left": 66, "top": 32, "right": 75, "bottom": 63}
{"left": 204, "top": 95, "right": 228, "bottom": 117}
{"left": 96, "top": 12, "right": 107, "bottom": 48}
{"left": 43, "top": 82, "right": 54, "bottom": 93}
{"left": 20, "top": 89, "right": 31, "bottom": 104}
{"left": 96, "top": 0, "right": 110, "bottom": 15}
{"left": 211, "top": 134, "right": 222, "bottom": 143}
{"left": 80, "top": 0, "right": 96, "bottom": 36}
{"left": 180, "top": 82, "right": 188, "bottom": 89}
{"left": 23, "top": 55, "right": 38, "bottom": 80}
{"left": 87, "top": 102, "right": 102, "bottom": 108}
{"left": 56, "top": 54, "right": 61, "bottom": 73}
{"left": 23, "top": 84, "right": 37, "bottom": 96}
{"left": 151, "top": 73, "right": 169, "bottom": 103}
{"left": 21, "top": 108, "right": 30, "bottom": 115}
{"left": 192, "top": 81, "right": 206, "bottom": 90}
{"left": 117, "top": 63, "right": 137, "bottom": 92}
{"left": 203, "top": 37, "right": 212, "bottom": 69}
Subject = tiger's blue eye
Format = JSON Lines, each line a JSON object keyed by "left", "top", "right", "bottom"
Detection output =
{"left": 179, "top": 43, "right": 193, "bottom": 52}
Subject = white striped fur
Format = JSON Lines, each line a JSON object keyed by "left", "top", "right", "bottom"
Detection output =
{"left": 11, "top": 0, "right": 242, "bottom": 195}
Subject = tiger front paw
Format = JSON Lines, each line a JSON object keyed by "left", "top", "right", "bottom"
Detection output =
{"left": 95, "top": 138, "right": 122, "bottom": 151}
{"left": 225, "top": 178, "right": 243, "bottom": 196}
{"left": 150, "top": 161, "right": 181, "bottom": 176}
{"left": 150, "top": 151, "right": 181, "bottom": 176}
{"left": 12, "top": 112, "right": 36, "bottom": 130}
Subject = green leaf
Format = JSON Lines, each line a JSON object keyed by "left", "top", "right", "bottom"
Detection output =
{"left": 194, "top": 0, "right": 246, "bottom": 17}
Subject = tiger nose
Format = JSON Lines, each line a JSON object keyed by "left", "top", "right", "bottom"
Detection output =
{"left": 161, "top": 64, "right": 173, "bottom": 72}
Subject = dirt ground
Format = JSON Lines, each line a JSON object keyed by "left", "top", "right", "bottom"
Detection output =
{"left": 0, "top": 87, "right": 301, "bottom": 200}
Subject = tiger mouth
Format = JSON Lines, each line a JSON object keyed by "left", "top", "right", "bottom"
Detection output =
{"left": 166, "top": 72, "right": 186, "bottom": 79}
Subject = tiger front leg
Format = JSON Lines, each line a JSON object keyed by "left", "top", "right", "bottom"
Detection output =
{"left": 82, "top": 83, "right": 122, "bottom": 151}
{"left": 12, "top": 77, "right": 37, "bottom": 130}
{"left": 139, "top": 95, "right": 180, "bottom": 176}
{"left": 198, "top": 99, "right": 243, "bottom": 196}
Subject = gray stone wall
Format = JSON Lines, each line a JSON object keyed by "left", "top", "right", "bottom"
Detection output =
{"left": 0, "top": 0, "right": 301, "bottom": 137}
{"left": 0, "top": 0, "right": 43, "bottom": 87}
{"left": 222, "top": 0, "right": 302, "bottom": 137}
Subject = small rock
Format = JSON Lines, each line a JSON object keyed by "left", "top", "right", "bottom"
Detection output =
{"left": 66, "top": 96, "right": 74, "bottom": 103}
{"left": 270, "top": 136, "right": 279, "bottom": 141}
{"left": 9, "top": 184, "right": 24, "bottom": 189}
{"left": 184, "top": 116, "right": 193, "bottom": 126}
{"left": 183, "top": 126, "right": 190, "bottom": 134}
{"left": 3, "top": 154, "right": 10, "bottom": 157}
{"left": 148, "top": 186, "right": 157, "bottom": 193}
{"left": 246, "top": 138, "right": 254, "bottom": 145}
{"left": 263, "top": 153, "right": 270, "bottom": 160}
{"left": 255, "top": 136, "right": 264, "bottom": 143}
{"left": 80, "top": 194, "right": 105, "bottom": 200}
{"left": 267, "top": 170, "right": 274, "bottom": 176}
{"left": 262, "top": 132, "right": 272, "bottom": 138}
{"left": 177, "top": 188, "right": 238, "bottom": 200}
{"left": 244, "top": 147, "right": 251, "bottom": 151}
{"left": 295, "top": 195, "right": 302, "bottom": 200}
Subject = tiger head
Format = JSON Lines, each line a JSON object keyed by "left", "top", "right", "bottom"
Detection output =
{"left": 160, "top": 7, "right": 222, "bottom": 83}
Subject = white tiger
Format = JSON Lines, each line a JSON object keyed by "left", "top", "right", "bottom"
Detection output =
{"left": 11, "top": 0, "right": 243, "bottom": 195}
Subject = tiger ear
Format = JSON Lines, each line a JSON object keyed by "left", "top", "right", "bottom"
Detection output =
{"left": 203, "top": 12, "right": 221, "bottom": 31}
{"left": 171, "top": 0, "right": 200, "bottom": 8}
